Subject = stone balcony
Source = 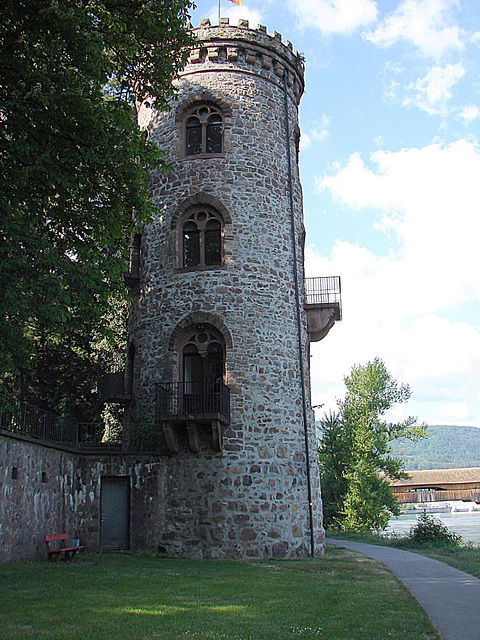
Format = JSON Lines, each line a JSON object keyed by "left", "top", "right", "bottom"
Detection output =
{"left": 98, "top": 371, "right": 132, "bottom": 404}
{"left": 156, "top": 382, "right": 230, "bottom": 453}
{"left": 305, "top": 276, "right": 342, "bottom": 342}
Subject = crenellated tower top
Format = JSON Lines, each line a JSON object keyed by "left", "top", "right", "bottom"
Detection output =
{"left": 183, "top": 18, "right": 305, "bottom": 104}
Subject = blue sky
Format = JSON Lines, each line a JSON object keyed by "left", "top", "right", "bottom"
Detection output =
{"left": 189, "top": 0, "right": 480, "bottom": 427}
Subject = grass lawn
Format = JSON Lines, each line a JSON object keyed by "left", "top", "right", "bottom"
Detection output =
{"left": 0, "top": 549, "right": 440, "bottom": 640}
{"left": 407, "top": 545, "right": 480, "bottom": 579}
{"left": 327, "top": 530, "right": 480, "bottom": 579}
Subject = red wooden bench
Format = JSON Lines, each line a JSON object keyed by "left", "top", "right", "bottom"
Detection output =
{"left": 44, "top": 533, "right": 83, "bottom": 561}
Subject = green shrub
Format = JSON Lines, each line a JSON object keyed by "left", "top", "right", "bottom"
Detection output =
{"left": 406, "top": 511, "right": 462, "bottom": 547}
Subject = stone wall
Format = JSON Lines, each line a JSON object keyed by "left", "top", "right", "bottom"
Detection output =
{"left": 159, "top": 451, "right": 321, "bottom": 559}
{"left": 0, "top": 21, "right": 326, "bottom": 563}
{"left": 0, "top": 435, "right": 77, "bottom": 561}
{"left": 0, "top": 433, "right": 169, "bottom": 561}
{"left": 1, "top": 431, "right": 322, "bottom": 561}
{"left": 75, "top": 454, "right": 168, "bottom": 552}
{"left": 131, "top": 20, "right": 325, "bottom": 558}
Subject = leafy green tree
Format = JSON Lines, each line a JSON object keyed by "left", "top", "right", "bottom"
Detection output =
{"left": 318, "top": 358, "right": 426, "bottom": 531}
{"left": 93, "top": 293, "right": 129, "bottom": 431}
{"left": 15, "top": 324, "right": 103, "bottom": 421}
{"left": 317, "top": 411, "right": 349, "bottom": 527}
{"left": 13, "top": 293, "right": 128, "bottom": 422}
{"left": 0, "top": 0, "right": 195, "bottom": 377}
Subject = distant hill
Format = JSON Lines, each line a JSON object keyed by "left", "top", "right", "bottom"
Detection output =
{"left": 389, "top": 425, "right": 480, "bottom": 470}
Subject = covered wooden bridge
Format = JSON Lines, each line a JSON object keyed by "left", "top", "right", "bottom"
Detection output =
{"left": 389, "top": 468, "right": 480, "bottom": 504}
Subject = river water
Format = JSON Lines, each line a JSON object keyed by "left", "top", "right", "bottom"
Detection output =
{"left": 387, "top": 509, "right": 480, "bottom": 545}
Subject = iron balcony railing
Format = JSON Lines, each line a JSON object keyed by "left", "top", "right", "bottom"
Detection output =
{"left": 98, "top": 370, "right": 131, "bottom": 403}
{"left": 0, "top": 397, "right": 79, "bottom": 445}
{"left": 0, "top": 396, "right": 122, "bottom": 449}
{"left": 0, "top": 396, "right": 167, "bottom": 452}
{"left": 305, "top": 276, "right": 342, "bottom": 320}
{"left": 156, "top": 382, "right": 231, "bottom": 425}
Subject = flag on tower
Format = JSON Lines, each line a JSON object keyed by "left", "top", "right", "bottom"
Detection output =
{"left": 218, "top": 0, "right": 242, "bottom": 23}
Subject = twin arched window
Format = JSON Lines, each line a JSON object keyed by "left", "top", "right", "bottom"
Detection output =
{"left": 181, "top": 208, "right": 223, "bottom": 269}
{"left": 182, "top": 325, "right": 225, "bottom": 389}
{"left": 178, "top": 102, "right": 226, "bottom": 269}
{"left": 185, "top": 105, "right": 223, "bottom": 157}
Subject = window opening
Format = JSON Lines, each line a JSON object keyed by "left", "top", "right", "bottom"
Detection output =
{"left": 186, "top": 117, "right": 202, "bottom": 155}
{"left": 182, "top": 327, "right": 224, "bottom": 386}
{"left": 183, "top": 221, "right": 200, "bottom": 267}
{"left": 206, "top": 114, "right": 222, "bottom": 153}
{"left": 181, "top": 325, "right": 225, "bottom": 413}
{"left": 185, "top": 105, "right": 223, "bottom": 156}
{"left": 205, "top": 219, "right": 221, "bottom": 265}
{"left": 129, "top": 233, "right": 141, "bottom": 275}
{"left": 181, "top": 209, "right": 223, "bottom": 268}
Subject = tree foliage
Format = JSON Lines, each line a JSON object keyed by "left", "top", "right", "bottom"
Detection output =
{"left": 318, "top": 357, "right": 426, "bottom": 532}
{"left": 15, "top": 323, "right": 103, "bottom": 421}
{"left": 317, "top": 411, "right": 349, "bottom": 527}
{"left": 13, "top": 292, "right": 128, "bottom": 422}
{"left": 0, "top": 0, "right": 195, "bottom": 377}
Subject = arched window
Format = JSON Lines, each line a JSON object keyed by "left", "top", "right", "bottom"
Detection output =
{"left": 181, "top": 208, "right": 223, "bottom": 269}
{"left": 183, "top": 330, "right": 224, "bottom": 387}
{"left": 184, "top": 105, "right": 223, "bottom": 157}
{"left": 160, "top": 314, "right": 232, "bottom": 452}
{"left": 181, "top": 325, "right": 225, "bottom": 413}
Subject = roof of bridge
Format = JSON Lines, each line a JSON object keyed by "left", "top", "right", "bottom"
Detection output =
{"left": 389, "top": 467, "right": 480, "bottom": 487}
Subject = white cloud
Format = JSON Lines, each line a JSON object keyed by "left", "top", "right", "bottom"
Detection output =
{"left": 288, "top": 0, "right": 378, "bottom": 35}
{"left": 458, "top": 104, "right": 480, "bottom": 125}
{"left": 310, "top": 139, "right": 480, "bottom": 426}
{"left": 301, "top": 114, "right": 331, "bottom": 150}
{"left": 403, "top": 63, "right": 465, "bottom": 115}
{"left": 430, "top": 402, "right": 471, "bottom": 424}
{"left": 471, "top": 30, "right": 480, "bottom": 46}
{"left": 364, "top": 0, "right": 465, "bottom": 58}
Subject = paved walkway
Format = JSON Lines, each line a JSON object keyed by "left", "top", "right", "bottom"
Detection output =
{"left": 327, "top": 539, "right": 480, "bottom": 640}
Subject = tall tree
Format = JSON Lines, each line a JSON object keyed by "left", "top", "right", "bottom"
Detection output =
{"left": 0, "top": 0, "right": 195, "bottom": 378}
{"left": 318, "top": 358, "right": 426, "bottom": 531}
{"left": 317, "top": 411, "right": 349, "bottom": 527}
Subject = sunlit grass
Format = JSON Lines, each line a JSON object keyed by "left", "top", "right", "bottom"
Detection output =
{"left": 418, "top": 545, "right": 480, "bottom": 578}
{"left": 327, "top": 528, "right": 480, "bottom": 578}
{"left": 0, "top": 550, "right": 440, "bottom": 639}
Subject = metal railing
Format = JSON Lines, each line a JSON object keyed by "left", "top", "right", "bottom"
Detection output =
{"left": 0, "top": 397, "right": 79, "bottom": 444}
{"left": 76, "top": 423, "right": 122, "bottom": 448}
{"left": 156, "top": 382, "right": 231, "bottom": 425}
{"left": 0, "top": 396, "right": 122, "bottom": 449}
{"left": 305, "top": 276, "right": 342, "bottom": 320}
{"left": 98, "top": 371, "right": 130, "bottom": 403}
{"left": 0, "top": 396, "right": 171, "bottom": 452}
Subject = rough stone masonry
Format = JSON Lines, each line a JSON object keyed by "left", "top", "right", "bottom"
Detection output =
{"left": 0, "top": 19, "right": 327, "bottom": 562}
{"left": 129, "top": 19, "right": 325, "bottom": 558}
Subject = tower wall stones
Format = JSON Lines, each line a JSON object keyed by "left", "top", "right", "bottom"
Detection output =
{"left": 0, "top": 21, "right": 329, "bottom": 563}
{"left": 129, "top": 19, "right": 324, "bottom": 558}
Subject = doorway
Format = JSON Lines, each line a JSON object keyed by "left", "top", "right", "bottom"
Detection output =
{"left": 181, "top": 324, "right": 225, "bottom": 413}
{"left": 100, "top": 476, "right": 130, "bottom": 550}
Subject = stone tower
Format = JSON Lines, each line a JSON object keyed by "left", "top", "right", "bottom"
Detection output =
{"left": 125, "top": 18, "right": 341, "bottom": 558}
